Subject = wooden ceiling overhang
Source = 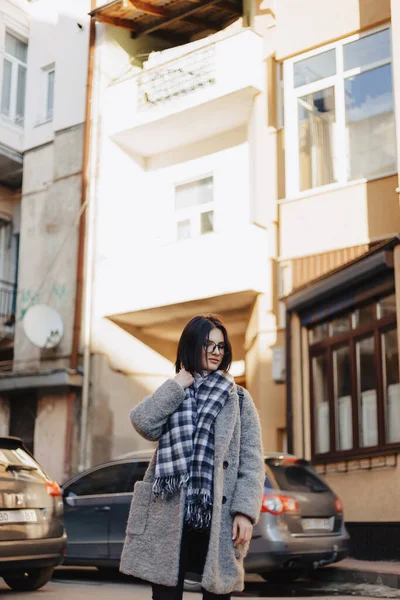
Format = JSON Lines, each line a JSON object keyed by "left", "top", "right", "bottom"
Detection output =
{"left": 90, "top": 0, "right": 242, "bottom": 43}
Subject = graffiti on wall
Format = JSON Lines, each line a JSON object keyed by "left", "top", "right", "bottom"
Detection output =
{"left": 18, "top": 283, "right": 67, "bottom": 321}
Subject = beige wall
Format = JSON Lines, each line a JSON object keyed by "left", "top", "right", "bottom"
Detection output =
{"left": 275, "top": 0, "right": 391, "bottom": 60}
{"left": 280, "top": 175, "right": 400, "bottom": 259}
{"left": 323, "top": 463, "right": 400, "bottom": 522}
{"left": 34, "top": 394, "right": 69, "bottom": 484}
{"left": 245, "top": 295, "right": 286, "bottom": 452}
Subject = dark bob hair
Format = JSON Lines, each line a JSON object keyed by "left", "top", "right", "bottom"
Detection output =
{"left": 175, "top": 313, "right": 232, "bottom": 374}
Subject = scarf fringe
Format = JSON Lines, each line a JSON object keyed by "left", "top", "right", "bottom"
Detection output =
{"left": 152, "top": 474, "right": 189, "bottom": 499}
{"left": 185, "top": 488, "right": 213, "bottom": 530}
{"left": 184, "top": 487, "right": 213, "bottom": 531}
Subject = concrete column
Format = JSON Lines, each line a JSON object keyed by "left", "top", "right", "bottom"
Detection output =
{"left": 34, "top": 393, "right": 68, "bottom": 483}
{"left": 245, "top": 294, "right": 286, "bottom": 452}
{"left": 0, "top": 396, "right": 10, "bottom": 435}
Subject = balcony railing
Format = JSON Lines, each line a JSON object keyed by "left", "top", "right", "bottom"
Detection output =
{"left": 0, "top": 279, "right": 16, "bottom": 324}
{"left": 137, "top": 44, "right": 216, "bottom": 111}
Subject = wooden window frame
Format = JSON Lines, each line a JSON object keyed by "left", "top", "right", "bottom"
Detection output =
{"left": 309, "top": 290, "right": 398, "bottom": 463}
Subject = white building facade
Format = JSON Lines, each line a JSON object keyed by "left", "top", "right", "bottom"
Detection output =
{"left": 84, "top": 1, "right": 286, "bottom": 467}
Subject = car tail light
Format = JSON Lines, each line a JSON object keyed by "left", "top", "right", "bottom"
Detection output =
{"left": 334, "top": 497, "right": 343, "bottom": 514}
{"left": 46, "top": 481, "right": 62, "bottom": 497}
{"left": 261, "top": 494, "right": 300, "bottom": 515}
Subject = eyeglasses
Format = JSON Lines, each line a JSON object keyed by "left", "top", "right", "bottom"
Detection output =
{"left": 203, "top": 341, "right": 226, "bottom": 355}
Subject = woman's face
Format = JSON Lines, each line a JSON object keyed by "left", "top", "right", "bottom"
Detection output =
{"left": 201, "top": 327, "right": 225, "bottom": 372}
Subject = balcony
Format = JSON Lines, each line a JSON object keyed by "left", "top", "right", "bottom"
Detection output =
{"left": 107, "top": 28, "right": 263, "bottom": 157}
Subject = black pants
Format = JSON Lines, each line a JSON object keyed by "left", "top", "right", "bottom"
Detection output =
{"left": 151, "top": 527, "right": 231, "bottom": 600}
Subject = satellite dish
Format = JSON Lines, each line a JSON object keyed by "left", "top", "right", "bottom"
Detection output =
{"left": 23, "top": 304, "right": 64, "bottom": 349}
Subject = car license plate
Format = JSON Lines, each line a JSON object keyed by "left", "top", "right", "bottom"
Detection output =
{"left": 301, "top": 517, "right": 333, "bottom": 531}
{"left": 0, "top": 510, "right": 37, "bottom": 524}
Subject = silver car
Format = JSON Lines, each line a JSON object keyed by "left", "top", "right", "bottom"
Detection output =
{"left": 246, "top": 452, "right": 350, "bottom": 583}
{"left": 62, "top": 450, "right": 349, "bottom": 583}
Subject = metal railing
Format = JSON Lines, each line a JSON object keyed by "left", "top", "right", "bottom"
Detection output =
{"left": 137, "top": 44, "right": 216, "bottom": 111}
{"left": 0, "top": 279, "right": 16, "bottom": 323}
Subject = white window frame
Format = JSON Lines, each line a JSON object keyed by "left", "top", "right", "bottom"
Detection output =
{"left": 284, "top": 24, "right": 396, "bottom": 199}
{"left": 1, "top": 31, "right": 27, "bottom": 127}
{"left": 39, "top": 63, "right": 55, "bottom": 123}
{"left": 276, "top": 61, "right": 284, "bottom": 130}
{"left": 174, "top": 175, "right": 215, "bottom": 242}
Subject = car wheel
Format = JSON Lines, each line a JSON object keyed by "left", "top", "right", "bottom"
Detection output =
{"left": 260, "top": 569, "right": 303, "bottom": 584}
{"left": 3, "top": 566, "right": 54, "bottom": 591}
{"left": 184, "top": 578, "right": 202, "bottom": 593}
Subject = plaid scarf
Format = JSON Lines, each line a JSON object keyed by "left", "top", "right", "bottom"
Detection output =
{"left": 153, "top": 370, "right": 234, "bottom": 530}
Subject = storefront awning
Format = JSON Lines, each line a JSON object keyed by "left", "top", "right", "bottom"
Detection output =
{"left": 91, "top": 0, "right": 242, "bottom": 42}
{"left": 284, "top": 237, "right": 400, "bottom": 315}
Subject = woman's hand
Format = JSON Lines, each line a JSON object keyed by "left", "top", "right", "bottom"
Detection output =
{"left": 232, "top": 514, "right": 253, "bottom": 546}
{"left": 174, "top": 368, "right": 194, "bottom": 389}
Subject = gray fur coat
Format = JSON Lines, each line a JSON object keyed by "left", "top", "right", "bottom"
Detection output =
{"left": 120, "top": 379, "right": 264, "bottom": 594}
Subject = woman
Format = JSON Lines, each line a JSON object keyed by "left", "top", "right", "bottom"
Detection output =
{"left": 120, "top": 314, "right": 264, "bottom": 600}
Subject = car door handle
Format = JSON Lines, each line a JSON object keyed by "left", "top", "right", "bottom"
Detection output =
{"left": 94, "top": 506, "right": 111, "bottom": 512}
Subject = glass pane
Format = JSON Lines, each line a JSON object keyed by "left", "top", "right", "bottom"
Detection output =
{"left": 175, "top": 176, "right": 213, "bottom": 210}
{"left": 127, "top": 461, "right": 149, "bottom": 489}
{"left": 344, "top": 29, "right": 391, "bottom": 71}
{"left": 200, "top": 210, "right": 213, "bottom": 234}
{"left": 358, "top": 336, "right": 378, "bottom": 447}
{"left": 177, "top": 219, "right": 190, "bottom": 240}
{"left": 1, "top": 59, "right": 12, "bottom": 116}
{"left": 5, "top": 33, "right": 27, "bottom": 63}
{"left": 312, "top": 354, "right": 330, "bottom": 453}
{"left": 298, "top": 87, "right": 337, "bottom": 191}
{"left": 15, "top": 64, "right": 26, "bottom": 124}
{"left": 333, "top": 345, "right": 353, "bottom": 450}
{"left": 65, "top": 463, "right": 133, "bottom": 497}
{"left": 309, "top": 322, "right": 329, "bottom": 343}
{"left": 46, "top": 70, "right": 55, "bottom": 120}
{"left": 345, "top": 64, "right": 396, "bottom": 180}
{"left": 353, "top": 303, "right": 376, "bottom": 327}
{"left": 379, "top": 294, "right": 396, "bottom": 318}
{"left": 330, "top": 314, "right": 350, "bottom": 336}
{"left": 294, "top": 49, "right": 336, "bottom": 88}
{"left": 268, "top": 463, "right": 330, "bottom": 493}
{"left": 383, "top": 328, "right": 400, "bottom": 443}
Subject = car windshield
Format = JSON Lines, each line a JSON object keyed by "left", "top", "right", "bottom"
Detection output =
{"left": 266, "top": 460, "right": 330, "bottom": 494}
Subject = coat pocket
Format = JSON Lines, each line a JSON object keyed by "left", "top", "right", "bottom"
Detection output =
{"left": 126, "top": 481, "right": 153, "bottom": 536}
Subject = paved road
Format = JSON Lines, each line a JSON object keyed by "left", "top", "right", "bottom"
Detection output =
{"left": 0, "top": 567, "right": 398, "bottom": 599}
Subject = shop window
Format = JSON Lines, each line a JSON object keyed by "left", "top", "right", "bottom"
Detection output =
{"left": 309, "top": 291, "right": 399, "bottom": 460}
{"left": 284, "top": 26, "right": 396, "bottom": 197}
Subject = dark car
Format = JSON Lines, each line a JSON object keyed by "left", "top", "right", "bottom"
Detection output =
{"left": 0, "top": 436, "right": 67, "bottom": 591}
{"left": 62, "top": 450, "right": 349, "bottom": 582}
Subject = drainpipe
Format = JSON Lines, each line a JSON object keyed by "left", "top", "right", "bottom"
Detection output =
{"left": 285, "top": 309, "right": 293, "bottom": 454}
{"left": 71, "top": 1, "right": 97, "bottom": 472}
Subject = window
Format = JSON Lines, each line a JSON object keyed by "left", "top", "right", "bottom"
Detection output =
{"left": 174, "top": 176, "right": 214, "bottom": 241}
{"left": 1, "top": 32, "right": 27, "bottom": 126}
{"left": 285, "top": 27, "right": 396, "bottom": 195}
{"left": 127, "top": 461, "right": 149, "bottom": 490}
{"left": 64, "top": 462, "right": 134, "bottom": 497}
{"left": 266, "top": 461, "right": 330, "bottom": 493}
{"left": 45, "top": 67, "right": 55, "bottom": 121}
{"left": 309, "top": 291, "right": 398, "bottom": 460}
